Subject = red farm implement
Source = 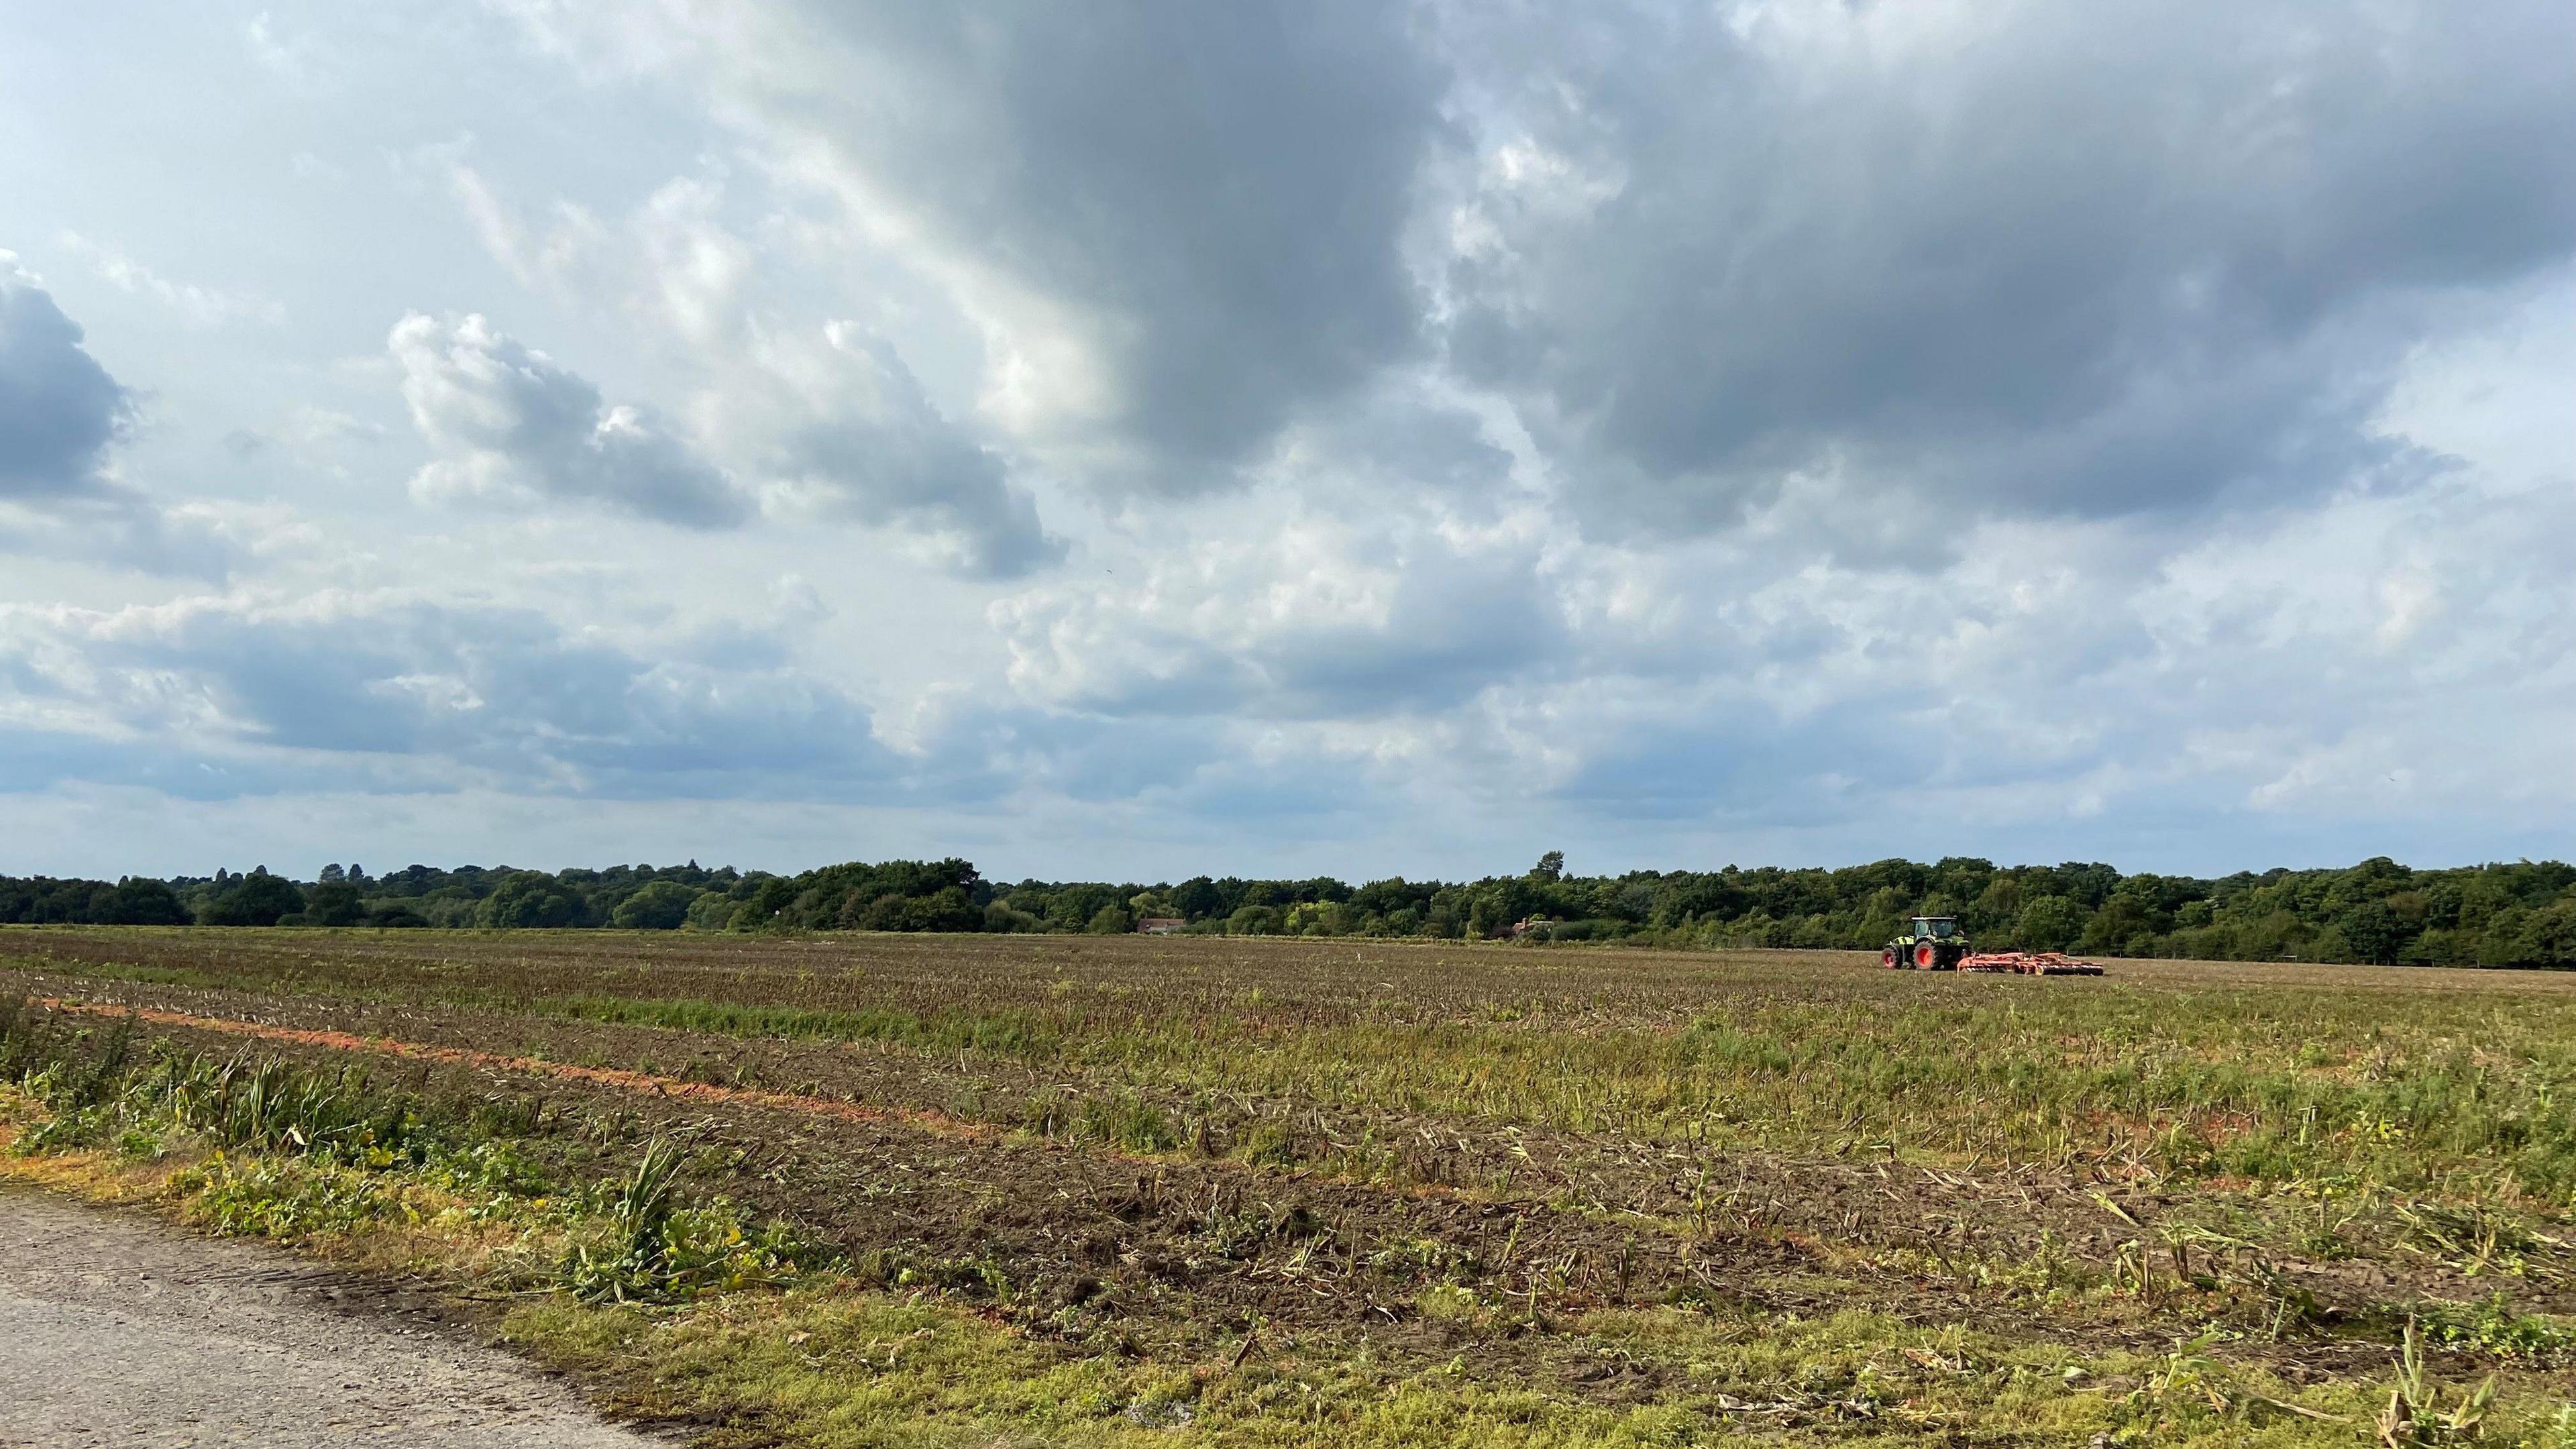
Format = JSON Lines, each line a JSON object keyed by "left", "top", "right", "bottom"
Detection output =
{"left": 1956, "top": 951, "right": 2106, "bottom": 975}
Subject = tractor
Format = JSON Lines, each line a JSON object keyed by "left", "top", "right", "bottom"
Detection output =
{"left": 1883, "top": 915, "right": 1968, "bottom": 971}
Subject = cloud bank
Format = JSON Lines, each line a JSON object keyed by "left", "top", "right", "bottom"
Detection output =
{"left": 1, "top": 0, "right": 2571, "bottom": 877}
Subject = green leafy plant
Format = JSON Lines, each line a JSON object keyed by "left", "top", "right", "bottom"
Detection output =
{"left": 561, "top": 1136, "right": 687, "bottom": 1302}
{"left": 2409, "top": 1295, "right": 2576, "bottom": 1362}
{"left": 2377, "top": 1322, "right": 2499, "bottom": 1447}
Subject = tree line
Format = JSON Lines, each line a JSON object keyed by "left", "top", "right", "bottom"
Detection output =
{"left": 3, "top": 851, "right": 2573, "bottom": 967}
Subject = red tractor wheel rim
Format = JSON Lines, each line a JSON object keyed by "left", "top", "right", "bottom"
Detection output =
{"left": 1916, "top": 944, "right": 1936, "bottom": 968}
{"left": 1881, "top": 948, "right": 1897, "bottom": 968}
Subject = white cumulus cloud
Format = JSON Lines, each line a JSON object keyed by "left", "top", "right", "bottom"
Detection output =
{"left": 390, "top": 311, "right": 752, "bottom": 529}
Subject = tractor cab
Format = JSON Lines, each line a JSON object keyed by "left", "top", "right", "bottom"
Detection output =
{"left": 1883, "top": 915, "right": 1970, "bottom": 970}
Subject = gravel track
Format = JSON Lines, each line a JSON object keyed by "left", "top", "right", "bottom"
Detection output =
{"left": 0, "top": 1189, "right": 661, "bottom": 1448}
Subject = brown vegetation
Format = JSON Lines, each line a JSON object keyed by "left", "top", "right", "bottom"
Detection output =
{"left": 8, "top": 928, "right": 2576, "bottom": 1444}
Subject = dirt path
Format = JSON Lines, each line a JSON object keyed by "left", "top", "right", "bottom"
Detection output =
{"left": 0, "top": 1190, "right": 662, "bottom": 1448}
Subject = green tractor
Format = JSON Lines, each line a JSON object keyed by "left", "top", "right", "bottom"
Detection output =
{"left": 1882, "top": 915, "right": 1969, "bottom": 971}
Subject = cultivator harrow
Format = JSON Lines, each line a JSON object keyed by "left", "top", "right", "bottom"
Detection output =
{"left": 1954, "top": 951, "right": 2105, "bottom": 976}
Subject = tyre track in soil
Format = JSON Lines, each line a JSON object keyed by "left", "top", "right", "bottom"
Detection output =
{"left": 36, "top": 995, "right": 1014, "bottom": 1150}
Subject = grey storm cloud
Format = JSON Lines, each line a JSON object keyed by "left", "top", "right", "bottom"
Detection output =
{"left": 655, "top": 0, "right": 1448, "bottom": 492}
{"left": 0, "top": 260, "right": 131, "bottom": 498}
{"left": 390, "top": 312, "right": 753, "bottom": 529}
{"left": 0, "top": 258, "right": 237, "bottom": 580}
{"left": 1434, "top": 0, "right": 2576, "bottom": 530}
{"left": 769, "top": 330, "right": 1065, "bottom": 579}
{"left": 7, "top": 595, "right": 902, "bottom": 800}
{"left": 522, "top": 0, "right": 2576, "bottom": 535}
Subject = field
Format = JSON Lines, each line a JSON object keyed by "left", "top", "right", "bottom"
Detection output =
{"left": 7, "top": 928, "right": 2576, "bottom": 1446}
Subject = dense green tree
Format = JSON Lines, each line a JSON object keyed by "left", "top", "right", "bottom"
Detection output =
{"left": 2510, "top": 902, "right": 2576, "bottom": 968}
{"left": 476, "top": 871, "right": 582, "bottom": 929}
{"left": 1226, "top": 904, "right": 1281, "bottom": 936}
{"left": 611, "top": 880, "right": 696, "bottom": 930}
{"left": 199, "top": 869, "right": 306, "bottom": 927}
{"left": 983, "top": 900, "right": 1043, "bottom": 933}
{"left": 842, "top": 885, "right": 981, "bottom": 932}
{"left": 2016, "top": 896, "right": 2088, "bottom": 951}
{"left": 1172, "top": 876, "right": 1226, "bottom": 920}
{"left": 14, "top": 852, "right": 2576, "bottom": 969}
{"left": 303, "top": 881, "right": 366, "bottom": 927}
{"left": 2337, "top": 900, "right": 2406, "bottom": 965}
{"left": 99, "top": 877, "right": 189, "bottom": 926}
{"left": 1044, "top": 883, "right": 1123, "bottom": 931}
{"left": 686, "top": 890, "right": 743, "bottom": 932}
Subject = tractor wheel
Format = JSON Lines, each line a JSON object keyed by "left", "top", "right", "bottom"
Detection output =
{"left": 1880, "top": 947, "right": 1898, "bottom": 969}
{"left": 1915, "top": 943, "right": 1937, "bottom": 969}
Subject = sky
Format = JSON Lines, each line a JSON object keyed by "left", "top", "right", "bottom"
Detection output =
{"left": 2, "top": 0, "right": 2572, "bottom": 884}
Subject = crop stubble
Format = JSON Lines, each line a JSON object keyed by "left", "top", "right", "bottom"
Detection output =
{"left": 8, "top": 928, "right": 2576, "bottom": 1411}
